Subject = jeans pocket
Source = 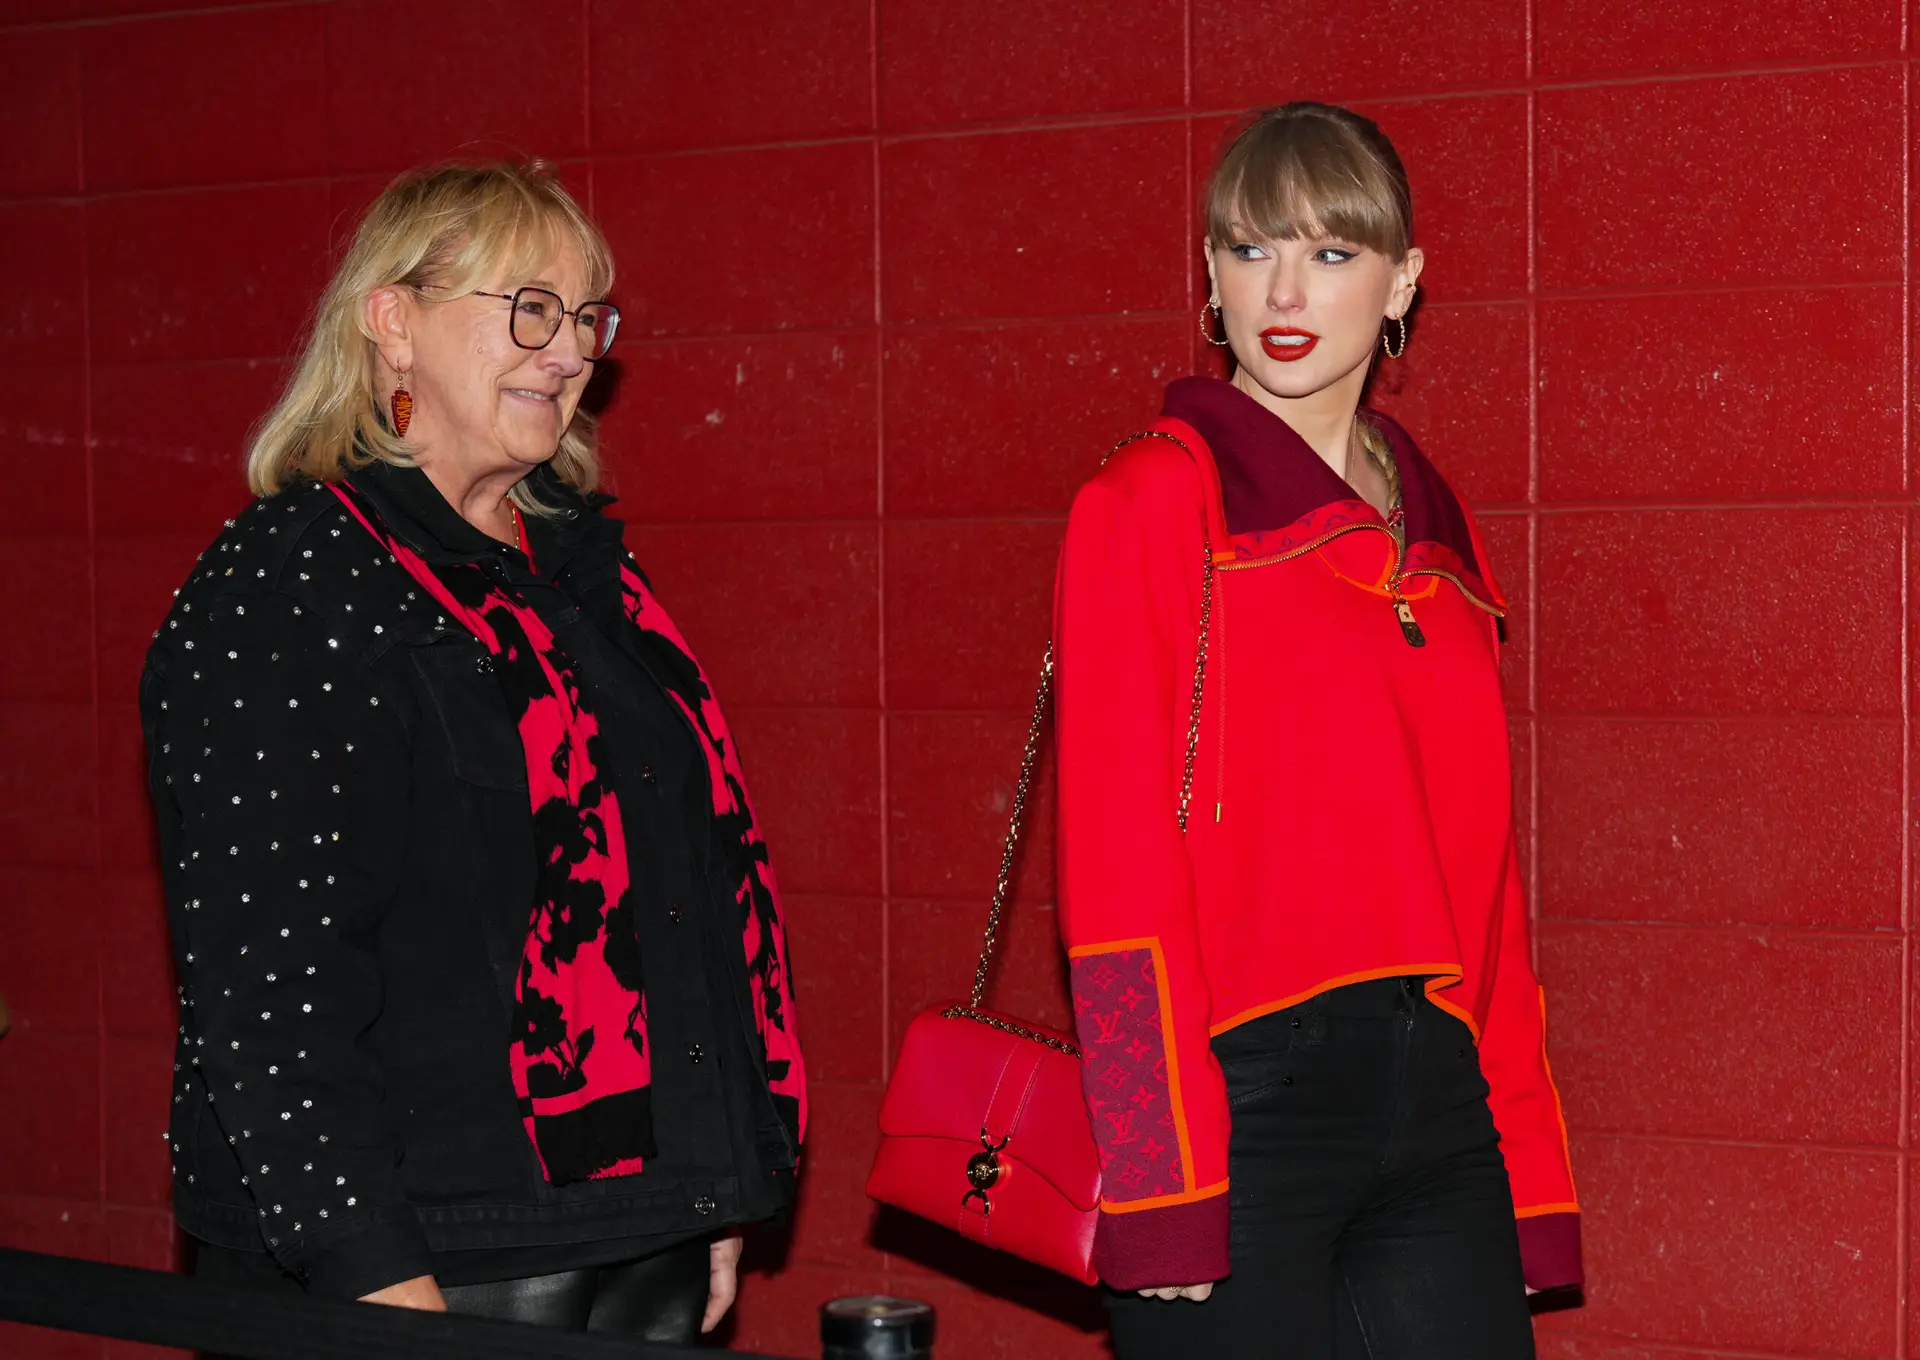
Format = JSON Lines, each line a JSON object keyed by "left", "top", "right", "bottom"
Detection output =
{"left": 1216, "top": 1019, "right": 1298, "bottom": 1110}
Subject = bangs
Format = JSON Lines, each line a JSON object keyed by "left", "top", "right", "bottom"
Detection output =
{"left": 1204, "top": 109, "right": 1411, "bottom": 259}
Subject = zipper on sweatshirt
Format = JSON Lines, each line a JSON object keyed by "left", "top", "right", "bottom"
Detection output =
{"left": 1206, "top": 523, "right": 1508, "bottom": 826}
{"left": 1220, "top": 522, "right": 1506, "bottom": 637}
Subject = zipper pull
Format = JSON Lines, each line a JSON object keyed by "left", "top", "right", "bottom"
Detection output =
{"left": 1392, "top": 594, "right": 1426, "bottom": 648}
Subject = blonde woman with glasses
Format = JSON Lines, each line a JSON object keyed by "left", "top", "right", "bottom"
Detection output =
{"left": 142, "top": 160, "right": 806, "bottom": 1340}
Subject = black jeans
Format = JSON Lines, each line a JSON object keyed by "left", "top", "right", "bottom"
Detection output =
{"left": 1106, "top": 976, "right": 1535, "bottom": 1359}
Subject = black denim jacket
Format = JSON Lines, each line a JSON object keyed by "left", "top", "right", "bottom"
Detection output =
{"left": 140, "top": 463, "right": 796, "bottom": 1299}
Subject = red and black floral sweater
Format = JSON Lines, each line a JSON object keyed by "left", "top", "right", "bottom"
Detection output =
{"left": 1054, "top": 377, "right": 1579, "bottom": 1293}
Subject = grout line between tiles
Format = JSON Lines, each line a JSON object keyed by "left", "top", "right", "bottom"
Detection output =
{"left": 866, "top": 8, "right": 895, "bottom": 1266}
{"left": 1525, "top": 63, "right": 1543, "bottom": 947}
{"left": 81, "top": 105, "right": 106, "bottom": 1218}
{"left": 1535, "top": 1325, "right": 1871, "bottom": 1360}
{"left": 1553, "top": 1128, "right": 1906, "bottom": 1157}
{"left": 1899, "top": 56, "right": 1913, "bottom": 1360}
{"left": 627, "top": 496, "right": 1914, "bottom": 527}
{"left": 579, "top": 0, "right": 592, "bottom": 161}
{"left": 1538, "top": 917, "right": 1908, "bottom": 940}
{"left": 0, "top": 0, "right": 319, "bottom": 35}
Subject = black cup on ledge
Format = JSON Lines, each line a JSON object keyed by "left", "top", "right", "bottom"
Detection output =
{"left": 820, "top": 1296, "right": 935, "bottom": 1359}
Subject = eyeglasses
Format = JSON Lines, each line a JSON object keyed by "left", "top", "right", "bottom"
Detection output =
{"left": 472, "top": 287, "right": 620, "bottom": 360}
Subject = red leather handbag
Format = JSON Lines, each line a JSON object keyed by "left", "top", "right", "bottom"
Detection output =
{"left": 866, "top": 430, "right": 1216, "bottom": 1286}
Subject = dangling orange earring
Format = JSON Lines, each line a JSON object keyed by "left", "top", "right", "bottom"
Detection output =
{"left": 389, "top": 377, "right": 413, "bottom": 437}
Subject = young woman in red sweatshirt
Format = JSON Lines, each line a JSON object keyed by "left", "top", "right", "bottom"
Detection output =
{"left": 1055, "top": 103, "right": 1579, "bottom": 1358}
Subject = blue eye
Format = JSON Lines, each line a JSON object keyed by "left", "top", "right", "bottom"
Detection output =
{"left": 1228, "top": 242, "right": 1268, "bottom": 261}
{"left": 1312, "top": 247, "right": 1357, "bottom": 264}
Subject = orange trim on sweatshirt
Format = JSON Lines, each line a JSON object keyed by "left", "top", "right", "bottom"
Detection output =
{"left": 1424, "top": 983, "right": 1483, "bottom": 1042}
{"left": 1514, "top": 1201, "right": 1581, "bottom": 1219}
{"left": 1207, "top": 964, "right": 1465, "bottom": 1037}
{"left": 1101, "top": 1178, "right": 1231, "bottom": 1215}
{"left": 1538, "top": 986, "right": 1579, "bottom": 1194}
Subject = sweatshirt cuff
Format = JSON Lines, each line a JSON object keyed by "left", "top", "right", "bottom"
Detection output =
{"left": 1093, "top": 1193, "right": 1231, "bottom": 1291}
{"left": 1516, "top": 1211, "right": 1583, "bottom": 1293}
{"left": 284, "top": 1211, "right": 436, "bottom": 1300}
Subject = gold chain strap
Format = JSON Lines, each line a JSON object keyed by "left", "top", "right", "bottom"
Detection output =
{"left": 946, "top": 430, "right": 1217, "bottom": 1058}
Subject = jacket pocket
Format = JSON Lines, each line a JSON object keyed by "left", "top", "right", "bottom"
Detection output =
{"left": 407, "top": 638, "right": 529, "bottom": 793}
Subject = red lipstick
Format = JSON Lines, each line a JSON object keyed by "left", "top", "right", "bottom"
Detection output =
{"left": 1260, "top": 327, "right": 1319, "bottom": 362}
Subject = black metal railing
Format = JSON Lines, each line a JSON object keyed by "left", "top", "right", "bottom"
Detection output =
{"left": 0, "top": 1248, "right": 934, "bottom": 1359}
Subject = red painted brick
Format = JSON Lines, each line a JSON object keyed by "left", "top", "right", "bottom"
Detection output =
{"left": 631, "top": 522, "right": 877, "bottom": 708}
{"left": 1540, "top": 288, "right": 1903, "bottom": 502}
{"left": 880, "top": 0, "right": 1182, "bottom": 128}
{"left": 1570, "top": 1136, "right": 1895, "bottom": 1355}
{"left": 883, "top": 317, "right": 1187, "bottom": 517}
{"left": 598, "top": 331, "right": 878, "bottom": 522}
{"left": 1538, "top": 68, "right": 1903, "bottom": 292}
{"left": 1193, "top": 0, "right": 1525, "bottom": 103}
{"left": 1539, "top": 717, "right": 1901, "bottom": 930}
{"left": 886, "top": 711, "right": 1055, "bottom": 905}
{"left": 1537, "top": 509, "right": 1902, "bottom": 717}
{"left": 783, "top": 895, "right": 883, "bottom": 1083}
{"left": 1540, "top": 923, "right": 1901, "bottom": 1146}
{"left": 591, "top": 0, "right": 870, "bottom": 150}
{"left": 881, "top": 123, "right": 1186, "bottom": 324}
{"left": 81, "top": 7, "right": 325, "bottom": 191}
{"left": 884, "top": 520, "right": 1058, "bottom": 711}
{"left": 728, "top": 707, "right": 881, "bottom": 897}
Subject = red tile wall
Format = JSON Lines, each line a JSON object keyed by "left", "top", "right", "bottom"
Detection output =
{"left": 0, "top": 2, "right": 1910, "bottom": 1357}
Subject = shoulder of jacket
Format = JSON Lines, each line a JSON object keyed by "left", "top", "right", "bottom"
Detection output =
{"left": 162, "top": 487, "right": 327, "bottom": 611}
{"left": 1080, "top": 430, "right": 1210, "bottom": 508}
{"left": 153, "top": 483, "right": 405, "bottom": 653}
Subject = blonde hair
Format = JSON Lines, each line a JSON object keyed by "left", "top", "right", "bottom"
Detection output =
{"left": 1204, "top": 103, "right": 1413, "bottom": 477}
{"left": 246, "top": 159, "right": 615, "bottom": 508}
{"left": 1205, "top": 102, "right": 1412, "bottom": 262}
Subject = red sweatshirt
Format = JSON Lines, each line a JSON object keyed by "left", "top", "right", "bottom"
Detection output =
{"left": 1054, "top": 377, "right": 1579, "bottom": 1293}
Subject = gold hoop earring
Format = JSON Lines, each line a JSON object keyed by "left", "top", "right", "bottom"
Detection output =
{"left": 1200, "top": 301, "right": 1230, "bottom": 348}
{"left": 1382, "top": 314, "right": 1408, "bottom": 359}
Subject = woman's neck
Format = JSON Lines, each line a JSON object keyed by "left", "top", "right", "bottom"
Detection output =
{"left": 417, "top": 452, "right": 524, "bottom": 546}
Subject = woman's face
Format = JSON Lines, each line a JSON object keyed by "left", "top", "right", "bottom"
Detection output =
{"left": 390, "top": 239, "right": 596, "bottom": 475}
{"left": 1207, "top": 222, "right": 1422, "bottom": 409}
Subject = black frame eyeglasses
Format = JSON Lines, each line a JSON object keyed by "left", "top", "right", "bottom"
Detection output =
{"left": 472, "top": 287, "right": 620, "bottom": 360}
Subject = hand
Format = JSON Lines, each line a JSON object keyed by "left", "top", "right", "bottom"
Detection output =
{"left": 702, "top": 1231, "right": 745, "bottom": 1333}
{"left": 1137, "top": 1282, "right": 1215, "bottom": 1302}
{"left": 358, "top": 1275, "right": 447, "bottom": 1311}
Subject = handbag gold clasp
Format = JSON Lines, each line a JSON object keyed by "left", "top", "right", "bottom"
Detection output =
{"left": 964, "top": 1130, "right": 1010, "bottom": 1202}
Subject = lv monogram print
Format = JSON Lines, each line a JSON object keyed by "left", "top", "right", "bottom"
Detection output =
{"left": 1071, "top": 945, "right": 1184, "bottom": 1202}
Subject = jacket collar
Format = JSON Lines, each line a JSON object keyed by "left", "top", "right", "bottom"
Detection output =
{"left": 1159, "top": 376, "right": 1492, "bottom": 600}
{"left": 347, "top": 458, "right": 618, "bottom": 583}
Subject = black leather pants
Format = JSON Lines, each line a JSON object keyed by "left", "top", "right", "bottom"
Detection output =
{"left": 195, "top": 1235, "right": 712, "bottom": 1349}
{"left": 439, "top": 1237, "right": 711, "bottom": 1341}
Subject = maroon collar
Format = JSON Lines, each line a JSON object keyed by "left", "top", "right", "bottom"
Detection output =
{"left": 1159, "top": 376, "right": 1491, "bottom": 598}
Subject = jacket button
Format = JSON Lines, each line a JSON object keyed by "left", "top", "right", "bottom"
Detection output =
{"left": 640, "top": 765, "right": 658, "bottom": 786}
{"left": 474, "top": 655, "right": 495, "bottom": 676}
{"left": 688, "top": 1044, "right": 705, "bottom": 1065}
{"left": 694, "top": 1196, "right": 715, "bottom": 1216}
{"left": 668, "top": 904, "right": 685, "bottom": 924}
